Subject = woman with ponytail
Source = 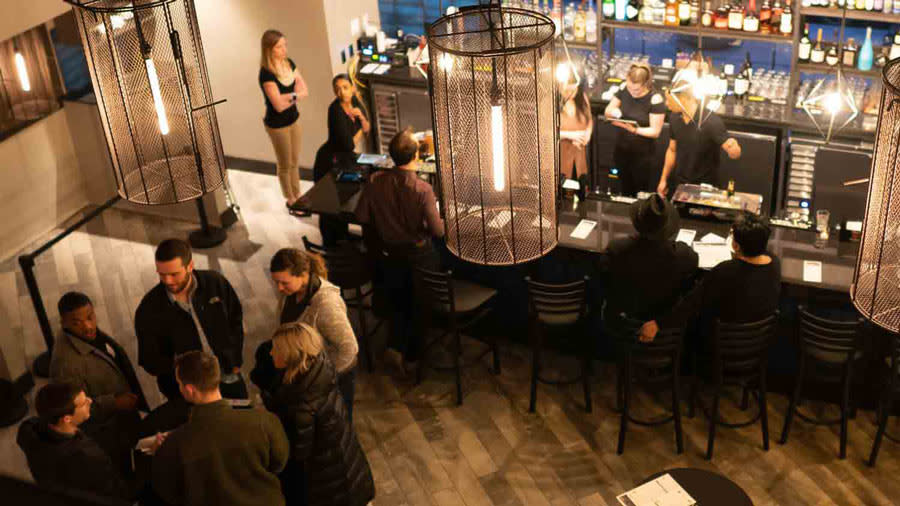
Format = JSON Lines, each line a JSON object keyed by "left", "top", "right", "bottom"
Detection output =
{"left": 251, "top": 248, "right": 359, "bottom": 420}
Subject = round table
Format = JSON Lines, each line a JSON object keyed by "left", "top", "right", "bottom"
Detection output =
{"left": 639, "top": 468, "right": 752, "bottom": 506}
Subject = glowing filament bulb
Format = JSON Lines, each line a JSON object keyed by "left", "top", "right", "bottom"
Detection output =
{"left": 825, "top": 91, "right": 843, "bottom": 115}
{"left": 14, "top": 52, "right": 30, "bottom": 92}
{"left": 491, "top": 104, "right": 505, "bottom": 192}
{"left": 438, "top": 53, "right": 454, "bottom": 72}
{"left": 145, "top": 58, "right": 170, "bottom": 135}
{"left": 555, "top": 62, "right": 571, "bottom": 84}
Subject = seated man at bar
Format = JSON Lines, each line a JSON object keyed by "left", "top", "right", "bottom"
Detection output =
{"left": 355, "top": 127, "right": 444, "bottom": 372}
{"left": 136, "top": 238, "right": 247, "bottom": 402}
{"left": 50, "top": 292, "right": 148, "bottom": 472}
{"left": 639, "top": 211, "right": 780, "bottom": 342}
{"left": 17, "top": 383, "right": 134, "bottom": 501}
{"left": 657, "top": 69, "right": 742, "bottom": 197}
{"left": 601, "top": 194, "right": 698, "bottom": 325}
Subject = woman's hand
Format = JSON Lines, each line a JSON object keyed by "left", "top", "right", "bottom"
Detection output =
{"left": 350, "top": 107, "right": 365, "bottom": 120}
{"left": 657, "top": 179, "right": 668, "bottom": 198}
{"left": 611, "top": 121, "right": 636, "bottom": 134}
{"left": 605, "top": 106, "right": 623, "bottom": 119}
{"left": 639, "top": 321, "right": 659, "bottom": 342}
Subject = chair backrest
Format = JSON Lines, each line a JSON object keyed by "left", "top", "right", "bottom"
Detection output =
{"left": 714, "top": 314, "right": 779, "bottom": 376}
{"left": 524, "top": 277, "right": 588, "bottom": 326}
{"left": 797, "top": 306, "right": 863, "bottom": 363}
{"left": 607, "top": 313, "right": 684, "bottom": 366}
{"left": 414, "top": 266, "right": 456, "bottom": 313}
{"left": 301, "top": 236, "right": 370, "bottom": 290}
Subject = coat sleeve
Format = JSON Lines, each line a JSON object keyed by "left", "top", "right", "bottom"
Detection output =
{"left": 264, "top": 412, "right": 290, "bottom": 474}
{"left": 50, "top": 346, "right": 118, "bottom": 420}
{"left": 135, "top": 299, "right": 172, "bottom": 378}
{"left": 223, "top": 276, "right": 245, "bottom": 370}
{"left": 68, "top": 446, "right": 133, "bottom": 500}
{"left": 151, "top": 434, "right": 183, "bottom": 506}
{"left": 284, "top": 405, "right": 317, "bottom": 463}
{"left": 315, "top": 292, "right": 358, "bottom": 373}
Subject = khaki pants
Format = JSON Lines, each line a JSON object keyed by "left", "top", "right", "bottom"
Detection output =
{"left": 265, "top": 119, "right": 302, "bottom": 202}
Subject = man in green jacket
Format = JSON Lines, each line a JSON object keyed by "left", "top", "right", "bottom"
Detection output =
{"left": 152, "top": 351, "right": 289, "bottom": 506}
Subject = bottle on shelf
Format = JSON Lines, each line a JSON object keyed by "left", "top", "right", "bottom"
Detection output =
{"left": 885, "top": 0, "right": 893, "bottom": 13}
{"left": 855, "top": 0, "right": 865, "bottom": 11}
{"left": 603, "top": 0, "right": 616, "bottom": 18}
{"left": 532, "top": 0, "right": 541, "bottom": 11}
{"left": 679, "top": 0, "right": 692, "bottom": 24}
{"left": 734, "top": 53, "right": 752, "bottom": 99}
{"left": 771, "top": 0, "right": 783, "bottom": 27}
{"left": 691, "top": 0, "right": 701, "bottom": 24}
{"left": 715, "top": 2, "right": 731, "bottom": 28}
{"left": 626, "top": 0, "right": 641, "bottom": 20}
{"left": 759, "top": 0, "right": 772, "bottom": 33}
{"left": 890, "top": 30, "right": 900, "bottom": 60}
{"left": 574, "top": 5, "right": 587, "bottom": 40}
{"left": 743, "top": 0, "right": 760, "bottom": 31}
{"left": 616, "top": 0, "right": 629, "bottom": 20}
{"left": 702, "top": 0, "right": 715, "bottom": 25}
{"left": 666, "top": 0, "right": 680, "bottom": 25}
{"left": 826, "top": 39, "right": 840, "bottom": 66}
{"left": 729, "top": 0, "right": 745, "bottom": 29}
{"left": 779, "top": 0, "right": 792, "bottom": 35}
{"left": 859, "top": 26, "right": 874, "bottom": 70}
{"left": 586, "top": 0, "right": 599, "bottom": 42}
{"left": 810, "top": 28, "right": 825, "bottom": 63}
{"left": 865, "top": 0, "right": 875, "bottom": 9}
{"left": 894, "top": 0, "right": 900, "bottom": 14}
{"left": 639, "top": 0, "right": 654, "bottom": 22}
{"left": 564, "top": 3, "right": 576, "bottom": 40}
{"left": 798, "top": 23, "right": 812, "bottom": 61}
{"left": 552, "top": 0, "right": 563, "bottom": 36}
{"left": 875, "top": 0, "right": 885, "bottom": 10}
{"left": 843, "top": 37, "right": 858, "bottom": 67}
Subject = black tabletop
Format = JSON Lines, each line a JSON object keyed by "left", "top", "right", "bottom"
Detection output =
{"left": 638, "top": 468, "right": 753, "bottom": 506}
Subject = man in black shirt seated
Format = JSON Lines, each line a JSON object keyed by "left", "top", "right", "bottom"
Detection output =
{"left": 601, "top": 194, "right": 698, "bottom": 325}
{"left": 657, "top": 69, "right": 742, "bottom": 197}
{"left": 16, "top": 383, "right": 134, "bottom": 501}
{"left": 640, "top": 211, "right": 780, "bottom": 342}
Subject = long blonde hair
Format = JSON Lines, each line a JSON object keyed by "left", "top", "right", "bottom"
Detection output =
{"left": 272, "top": 322, "right": 324, "bottom": 384}
{"left": 261, "top": 29, "right": 291, "bottom": 80}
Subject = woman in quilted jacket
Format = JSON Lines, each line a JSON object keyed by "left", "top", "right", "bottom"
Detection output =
{"left": 268, "top": 322, "right": 375, "bottom": 506}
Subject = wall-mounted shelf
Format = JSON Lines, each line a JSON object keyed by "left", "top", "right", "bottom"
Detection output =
{"left": 601, "top": 19, "right": 794, "bottom": 44}
{"left": 565, "top": 40, "right": 599, "bottom": 51}
{"left": 800, "top": 6, "right": 900, "bottom": 23}
{"left": 796, "top": 61, "right": 883, "bottom": 79}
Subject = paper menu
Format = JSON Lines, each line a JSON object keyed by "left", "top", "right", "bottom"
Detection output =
{"left": 675, "top": 229, "right": 697, "bottom": 246}
{"left": 617, "top": 473, "right": 696, "bottom": 506}
{"left": 803, "top": 260, "right": 823, "bottom": 283}
{"left": 562, "top": 179, "right": 581, "bottom": 190}
{"left": 699, "top": 232, "right": 727, "bottom": 244}
{"left": 693, "top": 243, "right": 732, "bottom": 269}
{"left": 570, "top": 219, "right": 597, "bottom": 240}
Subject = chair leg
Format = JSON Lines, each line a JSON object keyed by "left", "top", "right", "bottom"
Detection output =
{"left": 616, "top": 363, "right": 624, "bottom": 413}
{"left": 582, "top": 343, "right": 592, "bottom": 413}
{"left": 673, "top": 372, "right": 684, "bottom": 454}
{"left": 529, "top": 327, "right": 541, "bottom": 413}
{"left": 760, "top": 374, "right": 770, "bottom": 452}
{"left": 839, "top": 368, "right": 852, "bottom": 459}
{"left": 706, "top": 383, "right": 721, "bottom": 460}
{"left": 780, "top": 355, "right": 805, "bottom": 445}
{"left": 868, "top": 397, "right": 892, "bottom": 467}
{"left": 689, "top": 352, "right": 699, "bottom": 419}
{"left": 617, "top": 361, "right": 631, "bottom": 455}
{"left": 454, "top": 328, "right": 463, "bottom": 406}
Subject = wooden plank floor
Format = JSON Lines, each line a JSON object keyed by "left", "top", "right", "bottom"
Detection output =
{"left": 2, "top": 169, "right": 900, "bottom": 505}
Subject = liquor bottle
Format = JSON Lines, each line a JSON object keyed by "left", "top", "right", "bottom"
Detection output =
{"left": 771, "top": 0, "right": 783, "bottom": 27}
{"left": 679, "top": 0, "right": 692, "bottom": 24}
{"left": 779, "top": 0, "right": 792, "bottom": 34}
{"left": 702, "top": 0, "right": 715, "bottom": 25}
{"left": 843, "top": 37, "right": 858, "bottom": 67}
{"left": 729, "top": 0, "right": 745, "bottom": 29}
{"left": 639, "top": 0, "right": 654, "bottom": 22}
{"left": 885, "top": 0, "right": 893, "bottom": 12}
{"left": 625, "top": 0, "right": 641, "bottom": 20}
{"left": 532, "top": 0, "right": 541, "bottom": 11}
{"left": 894, "top": 0, "right": 900, "bottom": 14}
{"left": 866, "top": 0, "right": 875, "bottom": 10}
{"left": 616, "top": 0, "right": 629, "bottom": 20}
{"left": 855, "top": 0, "right": 865, "bottom": 10}
{"left": 603, "top": 0, "right": 616, "bottom": 18}
{"left": 810, "top": 28, "right": 825, "bottom": 63}
{"left": 858, "top": 26, "right": 874, "bottom": 70}
{"left": 552, "top": 0, "right": 563, "bottom": 36}
{"left": 715, "top": 3, "right": 731, "bottom": 28}
{"left": 759, "top": 0, "right": 772, "bottom": 23}
{"left": 727, "top": 179, "right": 736, "bottom": 197}
{"left": 798, "top": 23, "right": 811, "bottom": 61}
{"left": 666, "top": 0, "right": 679, "bottom": 24}
{"left": 891, "top": 30, "right": 900, "bottom": 60}
{"left": 743, "top": 0, "right": 760, "bottom": 31}
{"left": 564, "top": 4, "right": 575, "bottom": 40}
{"left": 586, "top": 0, "right": 599, "bottom": 42}
{"left": 691, "top": 0, "right": 701, "bottom": 24}
{"left": 826, "top": 42, "right": 840, "bottom": 65}
{"left": 734, "top": 53, "right": 752, "bottom": 98}
{"left": 875, "top": 0, "right": 884, "bottom": 10}
{"left": 574, "top": 5, "right": 587, "bottom": 40}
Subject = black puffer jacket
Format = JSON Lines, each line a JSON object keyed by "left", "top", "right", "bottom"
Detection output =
{"left": 271, "top": 354, "right": 375, "bottom": 506}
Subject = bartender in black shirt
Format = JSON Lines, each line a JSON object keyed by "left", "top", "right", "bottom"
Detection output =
{"left": 604, "top": 63, "right": 666, "bottom": 196}
{"left": 657, "top": 72, "right": 741, "bottom": 197}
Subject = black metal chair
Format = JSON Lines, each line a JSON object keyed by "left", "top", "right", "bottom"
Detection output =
{"left": 414, "top": 267, "right": 500, "bottom": 406}
{"left": 525, "top": 277, "right": 592, "bottom": 414}
{"left": 869, "top": 334, "right": 900, "bottom": 467}
{"left": 779, "top": 306, "right": 864, "bottom": 459}
{"left": 608, "top": 313, "right": 685, "bottom": 455}
{"left": 696, "top": 314, "right": 778, "bottom": 460}
{"left": 303, "top": 236, "right": 380, "bottom": 372}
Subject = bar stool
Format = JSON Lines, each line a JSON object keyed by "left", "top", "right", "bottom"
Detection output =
{"left": 303, "top": 236, "right": 380, "bottom": 372}
{"left": 779, "top": 306, "right": 864, "bottom": 459}
{"left": 608, "top": 313, "right": 685, "bottom": 455}
{"left": 696, "top": 314, "right": 778, "bottom": 460}
{"left": 414, "top": 267, "right": 500, "bottom": 406}
{"left": 869, "top": 334, "right": 900, "bottom": 467}
{"left": 525, "top": 277, "right": 592, "bottom": 414}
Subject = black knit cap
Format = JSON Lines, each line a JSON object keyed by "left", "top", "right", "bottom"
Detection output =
{"left": 630, "top": 194, "right": 680, "bottom": 240}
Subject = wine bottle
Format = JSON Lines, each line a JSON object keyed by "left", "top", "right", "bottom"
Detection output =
{"left": 759, "top": 0, "right": 772, "bottom": 32}
{"left": 678, "top": 0, "right": 692, "bottom": 25}
{"left": 743, "top": 0, "right": 760, "bottom": 31}
{"left": 858, "top": 26, "right": 874, "bottom": 70}
{"left": 843, "top": 37, "right": 858, "bottom": 67}
{"left": 702, "top": 0, "right": 715, "bottom": 25}
{"left": 779, "top": 0, "right": 792, "bottom": 34}
{"left": 691, "top": 0, "right": 701, "bottom": 24}
{"left": 798, "top": 23, "right": 812, "bottom": 61}
{"left": 855, "top": 0, "right": 865, "bottom": 10}
{"left": 729, "top": 0, "right": 745, "bottom": 29}
{"left": 875, "top": 0, "right": 885, "bottom": 10}
{"left": 586, "top": 0, "right": 599, "bottom": 42}
{"left": 810, "top": 28, "right": 825, "bottom": 63}
{"left": 625, "top": 0, "right": 641, "bottom": 21}
{"left": 715, "top": 4, "right": 730, "bottom": 28}
{"left": 771, "top": 0, "right": 783, "bottom": 29}
{"left": 616, "top": 0, "right": 629, "bottom": 20}
{"left": 734, "top": 53, "right": 752, "bottom": 98}
{"left": 891, "top": 30, "right": 900, "bottom": 60}
{"left": 666, "top": 0, "right": 679, "bottom": 25}
{"left": 603, "top": 0, "right": 616, "bottom": 18}
{"left": 826, "top": 42, "right": 840, "bottom": 66}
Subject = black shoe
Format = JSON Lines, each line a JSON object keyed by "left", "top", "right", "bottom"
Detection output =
{"left": 287, "top": 202, "right": 311, "bottom": 217}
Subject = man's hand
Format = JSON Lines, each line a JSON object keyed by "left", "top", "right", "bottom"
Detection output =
{"left": 148, "top": 432, "right": 169, "bottom": 455}
{"left": 114, "top": 392, "right": 139, "bottom": 411}
{"left": 657, "top": 179, "right": 668, "bottom": 197}
{"left": 639, "top": 321, "right": 659, "bottom": 342}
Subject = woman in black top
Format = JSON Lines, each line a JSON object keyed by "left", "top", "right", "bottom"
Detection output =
{"left": 604, "top": 63, "right": 666, "bottom": 196}
{"left": 259, "top": 30, "right": 308, "bottom": 211}
{"left": 314, "top": 74, "right": 371, "bottom": 181}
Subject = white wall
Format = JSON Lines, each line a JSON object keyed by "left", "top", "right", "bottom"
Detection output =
{"left": 0, "top": 0, "right": 69, "bottom": 41}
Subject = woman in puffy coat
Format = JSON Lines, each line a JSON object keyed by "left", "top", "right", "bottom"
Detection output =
{"left": 268, "top": 322, "right": 375, "bottom": 506}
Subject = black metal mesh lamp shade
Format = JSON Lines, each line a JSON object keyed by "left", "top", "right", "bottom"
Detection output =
{"left": 852, "top": 59, "right": 900, "bottom": 333}
{"left": 66, "top": 0, "right": 226, "bottom": 206}
{"left": 427, "top": 5, "right": 558, "bottom": 266}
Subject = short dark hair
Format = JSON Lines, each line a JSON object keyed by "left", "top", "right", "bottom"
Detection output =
{"left": 35, "top": 383, "right": 81, "bottom": 425}
{"left": 389, "top": 127, "right": 418, "bottom": 167}
{"left": 732, "top": 212, "right": 770, "bottom": 257}
{"left": 175, "top": 351, "right": 220, "bottom": 392}
{"left": 58, "top": 292, "right": 92, "bottom": 317}
{"left": 155, "top": 238, "right": 192, "bottom": 266}
{"left": 332, "top": 73, "right": 351, "bottom": 91}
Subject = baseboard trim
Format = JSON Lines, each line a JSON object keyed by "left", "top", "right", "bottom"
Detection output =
{"left": 225, "top": 155, "right": 313, "bottom": 181}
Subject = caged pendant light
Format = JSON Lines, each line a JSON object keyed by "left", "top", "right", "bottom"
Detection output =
{"left": 851, "top": 59, "right": 900, "bottom": 333}
{"left": 65, "top": 0, "right": 227, "bottom": 206}
{"left": 427, "top": 1, "right": 559, "bottom": 266}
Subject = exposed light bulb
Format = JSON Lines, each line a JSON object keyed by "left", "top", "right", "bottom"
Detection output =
{"left": 825, "top": 91, "right": 843, "bottom": 115}
{"left": 145, "top": 58, "right": 170, "bottom": 135}
{"left": 96, "top": 11, "right": 132, "bottom": 33}
{"left": 438, "top": 53, "right": 454, "bottom": 72}
{"left": 555, "top": 62, "right": 571, "bottom": 84}
{"left": 14, "top": 52, "right": 30, "bottom": 92}
{"left": 491, "top": 104, "right": 505, "bottom": 192}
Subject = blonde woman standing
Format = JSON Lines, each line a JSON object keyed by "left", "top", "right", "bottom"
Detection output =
{"left": 259, "top": 30, "right": 308, "bottom": 211}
